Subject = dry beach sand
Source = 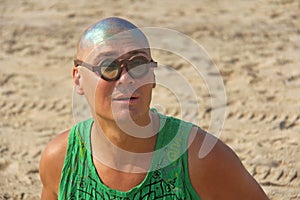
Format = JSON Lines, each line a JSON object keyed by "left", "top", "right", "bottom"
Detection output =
{"left": 0, "top": 0, "right": 300, "bottom": 199}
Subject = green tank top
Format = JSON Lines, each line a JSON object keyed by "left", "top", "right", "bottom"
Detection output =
{"left": 59, "top": 112, "right": 201, "bottom": 200}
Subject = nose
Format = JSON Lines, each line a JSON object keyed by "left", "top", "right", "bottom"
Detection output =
{"left": 117, "top": 63, "right": 135, "bottom": 85}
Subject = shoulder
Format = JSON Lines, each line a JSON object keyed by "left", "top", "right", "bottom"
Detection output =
{"left": 187, "top": 126, "right": 269, "bottom": 200}
{"left": 39, "top": 129, "right": 70, "bottom": 197}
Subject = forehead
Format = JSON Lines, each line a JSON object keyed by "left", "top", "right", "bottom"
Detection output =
{"left": 81, "top": 33, "right": 150, "bottom": 62}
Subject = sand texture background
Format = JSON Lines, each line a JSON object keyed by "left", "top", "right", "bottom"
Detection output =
{"left": 0, "top": 0, "right": 299, "bottom": 199}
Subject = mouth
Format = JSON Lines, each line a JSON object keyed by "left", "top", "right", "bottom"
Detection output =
{"left": 113, "top": 95, "right": 139, "bottom": 102}
{"left": 114, "top": 97, "right": 138, "bottom": 101}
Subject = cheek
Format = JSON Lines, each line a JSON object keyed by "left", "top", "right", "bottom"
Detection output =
{"left": 78, "top": 68, "right": 100, "bottom": 111}
{"left": 94, "top": 81, "right": 114, "bottom": 108}
{"left": 137, "top": 72, "right": 155, "bottom": 90}
{"left": 139, "top": 84, "right": 153, "bottom": 103}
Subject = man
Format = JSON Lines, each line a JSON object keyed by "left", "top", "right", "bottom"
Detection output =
{"left": 39, "top": 17, "right": 269, "bottom": 199}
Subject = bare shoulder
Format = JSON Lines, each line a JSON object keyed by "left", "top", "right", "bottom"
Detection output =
{"left": 39, "top": 129, "right": 70, "bottom": 198}
{"left": 187, "top": 126, "right": 269, "bottom": 200}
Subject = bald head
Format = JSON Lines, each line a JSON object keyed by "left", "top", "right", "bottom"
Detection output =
{"left": 77, "top": 17, "right": 150, "bottom": 60}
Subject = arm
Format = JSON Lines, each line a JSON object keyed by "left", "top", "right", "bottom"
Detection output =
{"left": 188, "top": 127, "right": 269, "bottom": 200}
{"left": 39, "top": 130, "right": 69, "bottom": 200}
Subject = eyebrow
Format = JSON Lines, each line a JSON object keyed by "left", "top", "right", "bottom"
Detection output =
{"left": 93, "top": 49, "right": 149, "bottom": 63}
{"left": 126, "top": 50, "right": 148, "bottom": 56}
{"left": 94, "top": 51, "right": 118, "bottom": 58}
{"left": 97, "top": 50, "right": 147, "bottom": 57}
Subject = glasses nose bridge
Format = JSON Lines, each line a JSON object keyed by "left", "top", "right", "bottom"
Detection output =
{"left": 117, "top": 60, "right": 136, "bottom": 83}
{"left": 119, "top": 59, "right": 130, "bottom": 73}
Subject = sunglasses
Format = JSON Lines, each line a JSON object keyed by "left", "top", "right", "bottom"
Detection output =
{"left": 74, "top": 56, "right": 157, "bottom": 81}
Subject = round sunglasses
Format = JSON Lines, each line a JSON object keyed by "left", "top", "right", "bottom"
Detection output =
{"left": 74, "top": 56, "right": 157, "bottom": 81}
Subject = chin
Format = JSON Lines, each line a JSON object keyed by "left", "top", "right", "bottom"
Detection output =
{"left": 114, "top": 108, "right": 137, "bottom": 120}
{"left": 114, "top": 108, "right": 148, "bottom": 124}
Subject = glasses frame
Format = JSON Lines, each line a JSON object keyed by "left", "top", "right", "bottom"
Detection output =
{"left": 74, "top": 56, "right": 157, "bottom": 81}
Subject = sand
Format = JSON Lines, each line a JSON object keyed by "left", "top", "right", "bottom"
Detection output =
{"left": 0, "top": 0, "right": 299, "bottom": 199}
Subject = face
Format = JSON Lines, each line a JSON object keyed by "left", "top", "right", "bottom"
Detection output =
{"left": 74, "top": 34, "right": 155, "bottom": 126}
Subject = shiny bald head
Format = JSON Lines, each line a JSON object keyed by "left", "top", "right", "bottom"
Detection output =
{"left": 77, "top": 17, "right": 150, "bottom": 60}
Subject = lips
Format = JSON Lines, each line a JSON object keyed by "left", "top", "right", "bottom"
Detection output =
{"left": 112, "top": 94, "right": 139, "bottom": 101}
{"left": 114, "top": 97, "right": 138, "bottom": 101}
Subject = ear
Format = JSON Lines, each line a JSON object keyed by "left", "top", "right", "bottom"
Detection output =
{"left": 73, "top": 67, "right": 84, "bottom": 95}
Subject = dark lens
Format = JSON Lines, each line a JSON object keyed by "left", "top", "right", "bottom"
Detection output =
{"left": 127, "top": 57, "right": 149, "bottom": 78}
{"left": 100, "top": 59, "right": 120, "bottom": 80}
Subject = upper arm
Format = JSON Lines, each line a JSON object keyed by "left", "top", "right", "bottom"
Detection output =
{"left": 188, "top": 127, "right": 269, "bottom": 200}
{"left": 39, "top": 130, "right": 69, "bottom": 200}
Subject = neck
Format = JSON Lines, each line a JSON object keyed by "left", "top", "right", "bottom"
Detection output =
{"left": 90, "top": 111, "right": 160, "bottom": 172}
